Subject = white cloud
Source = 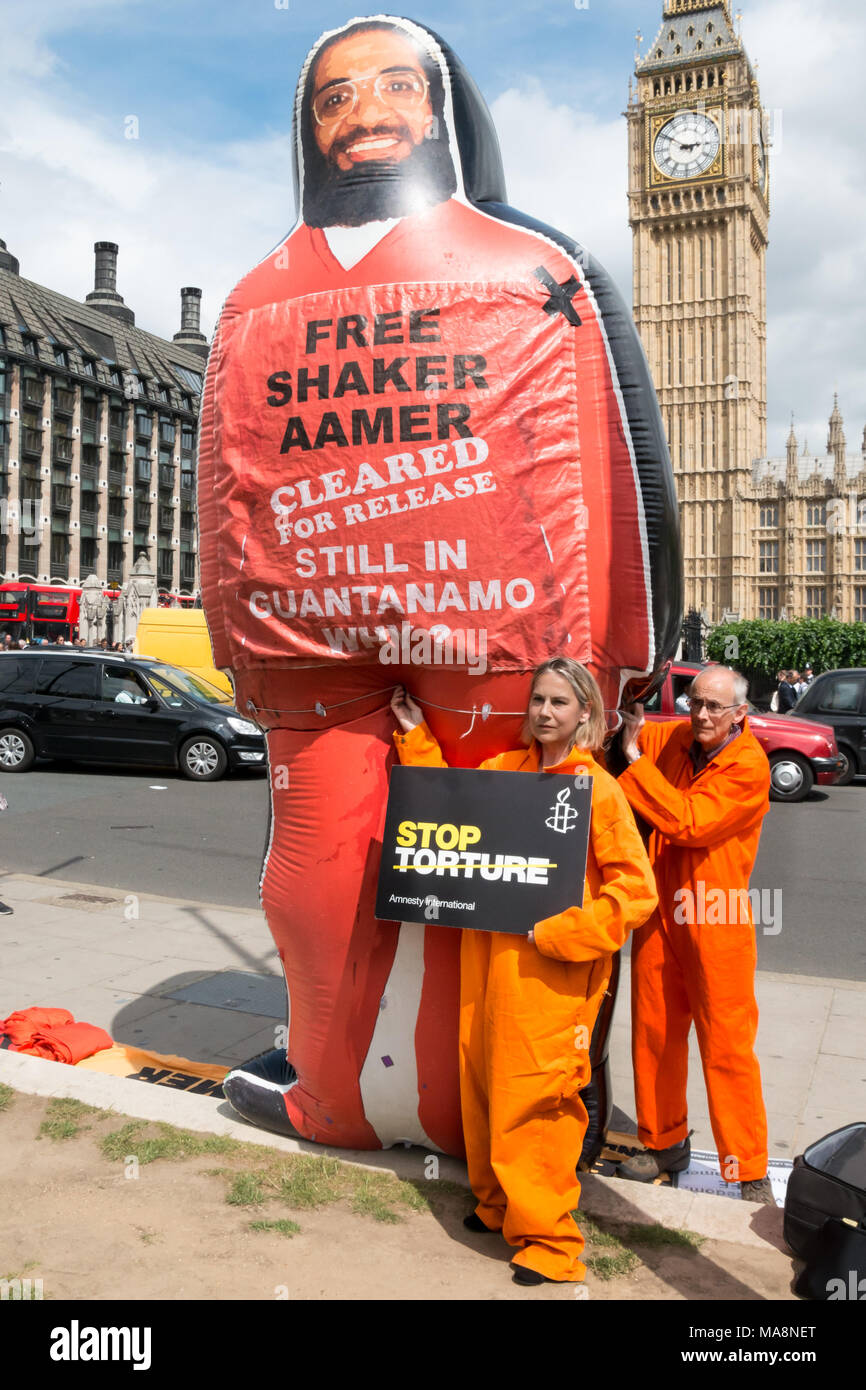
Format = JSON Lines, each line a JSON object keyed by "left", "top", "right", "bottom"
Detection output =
{"left": 0, "top": 3, "right": 296, "bottom": 343}
{"left": 738, "top": 0, "right": 866, "bottom": 454}
{"left": 491, "top": 83, "right": 631, "bottom": 298}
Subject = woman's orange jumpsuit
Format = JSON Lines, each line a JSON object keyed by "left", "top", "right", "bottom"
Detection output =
{"left": 394, "top": 721, "right": 658, "bottom": 1282}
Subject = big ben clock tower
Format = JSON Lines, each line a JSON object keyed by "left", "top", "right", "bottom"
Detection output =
{"left": 627, "top": 0, "right": 769, "bottom": 621}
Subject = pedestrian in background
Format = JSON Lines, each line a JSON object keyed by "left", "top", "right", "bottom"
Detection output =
{"left": 777, "top": 671, "right": 797, "bottom": 712}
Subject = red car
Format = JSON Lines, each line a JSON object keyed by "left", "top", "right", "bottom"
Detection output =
{"left": 641, "top": 662, "right": 844, "bottom": 803}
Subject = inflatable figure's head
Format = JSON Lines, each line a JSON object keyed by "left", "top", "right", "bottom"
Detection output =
{"left": 295, "top": 15, "right": 506, "bottom": 227}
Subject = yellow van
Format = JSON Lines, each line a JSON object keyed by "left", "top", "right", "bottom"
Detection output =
{"left": 133, "top": 609, "right": 234, "bottom": 700}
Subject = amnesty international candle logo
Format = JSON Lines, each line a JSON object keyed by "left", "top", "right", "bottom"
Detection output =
{"left": 546, "top": 787, "right": 580, "bottom": 834}
{"left": 376, "top": 766, "right": 592, "bottom": 933}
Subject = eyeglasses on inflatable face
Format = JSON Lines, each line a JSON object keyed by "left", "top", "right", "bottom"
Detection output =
{"left": 685, "top": 697, "right": 739, "bottom": 715}
{"left": 313, "top": 70, "right": 430, "bottom": 126}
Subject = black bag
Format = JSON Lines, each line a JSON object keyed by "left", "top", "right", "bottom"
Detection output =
{"left": 784, "top": 1122, "right": 866, "bottom": 1258}
{"left": 793, "top": 1216, "right": 866, "bottom": 1301}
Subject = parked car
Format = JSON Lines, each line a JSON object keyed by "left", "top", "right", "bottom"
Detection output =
{"left": 0, "top": 649, "right": 265, "bottom": 781}
{"left": 789, "top": 668, "right": 866, "bottom": 786}
{"left": 643, "top": 661, "right": 844, "bottom": 803}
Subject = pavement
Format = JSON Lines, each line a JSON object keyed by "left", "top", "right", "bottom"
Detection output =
{"left": 1, "top": 867, "right": 864, "bottom": 1293}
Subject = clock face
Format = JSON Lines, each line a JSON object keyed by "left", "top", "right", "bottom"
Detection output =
{"left": 653, "top": 111, "right": 721, "bottom": 180}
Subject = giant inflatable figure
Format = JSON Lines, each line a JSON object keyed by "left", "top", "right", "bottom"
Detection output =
{"left": 199, "top": 16, "right": 682, "bottom": 1156}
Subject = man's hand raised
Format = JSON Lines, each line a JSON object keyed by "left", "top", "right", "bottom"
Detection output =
{"left": 620, "top": 702, "right": 645, "bottom": 765}
{"left": 390, "top": 685, "right": 424, "bottom": 733}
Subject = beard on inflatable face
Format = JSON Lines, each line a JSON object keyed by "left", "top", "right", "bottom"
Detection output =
{"left": 299, "top": 19, "right": 458, "bottom": 228}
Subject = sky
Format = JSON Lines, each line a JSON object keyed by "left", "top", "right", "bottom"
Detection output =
{"left": 1, "top": 0, "right": 864, "bottom": 459}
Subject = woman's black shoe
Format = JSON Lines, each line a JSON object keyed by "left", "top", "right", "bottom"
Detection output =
{"left": 510, "top": 1262, "right": 553, "bottom": 1285}
{"left": 463, "top": 1212, "right": 498, "bottom": 1234}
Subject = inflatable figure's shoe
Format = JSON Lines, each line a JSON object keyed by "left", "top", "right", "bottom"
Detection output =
{"left": 223, "top": 1049, "right": 300, "bottom": 1138}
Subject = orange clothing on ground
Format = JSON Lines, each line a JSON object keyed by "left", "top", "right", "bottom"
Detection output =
{"left": 393, "top": 721, "right": 657, "bottom": 1281}
{"left": 618, "top": 717, "right": 771, "bottom": 1182}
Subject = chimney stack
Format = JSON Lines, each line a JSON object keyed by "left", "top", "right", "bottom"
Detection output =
{"left": 0, "top": 237, "right": 19, "bottom": 276}
{"left": 172, "top": 286, "right": 209, "bottom": 358}
{"left": 85, "top": 241, "right": 135, "bottom": 324}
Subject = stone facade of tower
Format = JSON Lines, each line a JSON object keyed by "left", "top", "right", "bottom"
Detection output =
{"left": 628, "top": 0, "right": 769, "bottom": 622}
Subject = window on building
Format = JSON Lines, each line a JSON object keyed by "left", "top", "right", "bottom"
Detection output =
{"left": 759, "top": 541, "right": 779, "bottom": 574}
{"left": 806, "top": 540, "right": 826, "bottom": 572}
{"left": 108, "top": 541, "right": 124, "bottom": 571}
{"left": 807, "top": 503, "right": 827, "bottom": 528}
{"left": 855, "top": 586, "right": 866, "bottom": 621}
{"left": 80, "top": 537, "right": 97, "bottom": 574}
{"left": 760, "top": 504, "right": 779, "bottom": 528}
{"left": 758, "top": 588, "right": 778, "bottom": 620}
{"left": 805, "top": 586, "right": 826, "bottom": 618}
{"left": 676, "top": 239, "right": 683, "bottom": 300}
{"left": 855, "top": 539, "right": 866, "bottom": 572}
{"left": 82, "top": 358, "right": 96, "bottom": 377}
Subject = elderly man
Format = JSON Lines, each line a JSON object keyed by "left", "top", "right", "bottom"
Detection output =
{"left": 617, "top": 666, "right": 774, "bottom": 1203}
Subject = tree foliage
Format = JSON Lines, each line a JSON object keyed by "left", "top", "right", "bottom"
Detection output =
{"left": 706, "top": 618, "right": 866, "bottom": 678}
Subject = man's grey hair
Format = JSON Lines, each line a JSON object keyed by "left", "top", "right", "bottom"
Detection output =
{"left": 688, "top": 667, "right": 749, "bottom": 705}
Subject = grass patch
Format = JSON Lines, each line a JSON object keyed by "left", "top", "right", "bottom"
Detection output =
{"left": 249, "top": 1218, "right": 301, "bottom": 1238}
{"left": 38, "top": 1097, "right": 98, "bottom": 1142}
{"left": 0, "top": 1083, "right": 14, "bottom": 1112}
{"left": 586, "top": 1250, "right": 641, "bottom": 1280}
{"left": 623, "top": 1221, "right": 705, "bottom": 1251}
{"left": 579, "top": 1210, "right": 705, "bottom": 1282}
{"left": 216, "top": 1152, "right": 456, "bottom": 1225}
{"left": 99, "top": 1121, "right": 240, "bottom": 1166}
{"left": 90, "top": 1110, "right": 465, "bottom": 1226}
{"left": 226, "top": 1173, "right": 269, "bottom": 1207}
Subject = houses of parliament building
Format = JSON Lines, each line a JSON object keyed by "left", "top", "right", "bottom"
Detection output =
{"left": 628, "top": 0, "right": 866, "bottom": 624}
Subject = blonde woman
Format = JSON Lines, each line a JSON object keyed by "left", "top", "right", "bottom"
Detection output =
{"left": 391, "top": 657, "right": 657, "bottom": 1287}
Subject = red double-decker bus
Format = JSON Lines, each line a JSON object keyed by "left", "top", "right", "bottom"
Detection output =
{"left": 0, "top": 583, "right": 119, "bottom": 643}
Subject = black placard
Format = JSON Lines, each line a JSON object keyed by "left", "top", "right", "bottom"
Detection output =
{"left": 376, "top": 765, "right": 592, "bottom": 933}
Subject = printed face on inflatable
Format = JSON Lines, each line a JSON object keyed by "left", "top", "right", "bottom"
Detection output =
{"left": 301, "top": 21, "right": 457, "bottom": 227}
{"left": 310, "top": 30, "right": 434, "bottom": 168}
{"left": 199, "top": 15, "right": 682, "bottom": 1158}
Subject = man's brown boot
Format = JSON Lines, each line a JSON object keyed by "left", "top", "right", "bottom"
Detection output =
{"left": 740, "top": 1176, "right": 777, "bottom": 1206}
{"left": 617, "top": 1137, "right": 691, "bottom": 1182}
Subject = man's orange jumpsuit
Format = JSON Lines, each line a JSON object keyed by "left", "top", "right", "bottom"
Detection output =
{"left": 394, "top": 721, "right": 658, "bottom": 1281}
{"left": 618, "top": 718, "right": 771, "bottom": 1182}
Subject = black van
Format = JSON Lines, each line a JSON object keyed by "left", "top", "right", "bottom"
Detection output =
{"left": 791, "top": 668, "right": 866, "bottom": 785}
{"left": 0, "top": 650, "right": 265, "bottom": 781}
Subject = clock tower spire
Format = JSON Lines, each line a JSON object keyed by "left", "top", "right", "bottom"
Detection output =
{"left": 627, "top": 0, "right": 769, "bottom": 621}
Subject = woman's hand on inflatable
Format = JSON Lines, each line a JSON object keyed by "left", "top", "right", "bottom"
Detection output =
{"left": 391, "top": 685, "right": 424, "bottom": 733}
